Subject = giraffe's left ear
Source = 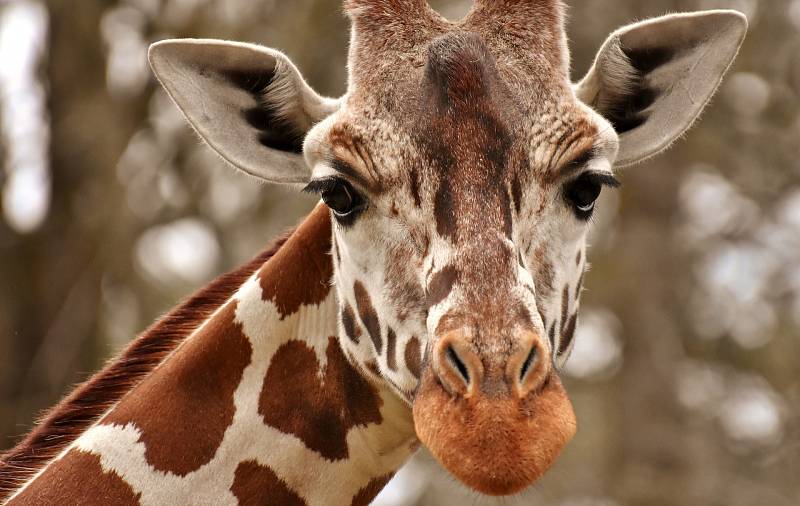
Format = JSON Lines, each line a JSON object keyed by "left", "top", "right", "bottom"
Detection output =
{"left": 574, "top": 10, "right": 747, "bottom": 167}
{"left": 149, "top": 39, "right": 340, "bottom": 184}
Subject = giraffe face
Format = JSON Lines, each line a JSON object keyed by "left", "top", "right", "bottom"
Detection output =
{"left": 150, "top": 0, "right": 746, "bottom": 496}
{"left": 302, "top": 30, "right": 616, "bottom": 494}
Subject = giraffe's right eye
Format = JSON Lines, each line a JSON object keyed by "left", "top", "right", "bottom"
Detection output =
{"left": 303, "top": 177, "right": 367, "bottom": 224}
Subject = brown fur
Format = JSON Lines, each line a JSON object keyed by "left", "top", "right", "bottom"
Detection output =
{"left": 101, "top": 301, "right": 252, "bottom": 476}
{"left": 258, "top": 337, "right": 383, "bottom": 461}
{"left": 9, "top": 449, "right": 141, "bottom": 505}
{"left": 231, "top": 460, "right": 306, "bottom": 506}
{"left": 0, "top": 227, "right": 295, "bottom": 500}
{"left": 259, "top": 206, "right": 333, "bottom": 318}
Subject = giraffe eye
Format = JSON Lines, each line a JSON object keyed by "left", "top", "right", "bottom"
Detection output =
{"left": 322, "top": 180, "right": 356, "bottom": 216}
{"left": 564, "top": 172, "right": 620, "bottom": 220}
{"left": 304, "top": 177, "right": 367, "bottom": 224}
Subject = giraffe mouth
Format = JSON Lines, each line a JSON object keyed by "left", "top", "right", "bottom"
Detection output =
{"left": 411, "top": 366, "right": 576, "bottom": 496}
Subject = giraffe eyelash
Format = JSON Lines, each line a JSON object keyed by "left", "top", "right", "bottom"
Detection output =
{"left": 303, "top": 177, "right": 340, "bottom": 195}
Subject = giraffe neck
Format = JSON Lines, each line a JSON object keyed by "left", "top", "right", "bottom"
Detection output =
{"left": 5, "top": 205, "right": 417, "bottom": 506}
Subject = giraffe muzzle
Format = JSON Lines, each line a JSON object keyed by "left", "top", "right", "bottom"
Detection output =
{"left": 413, "top": 329, "right": 577, "bottom": 496}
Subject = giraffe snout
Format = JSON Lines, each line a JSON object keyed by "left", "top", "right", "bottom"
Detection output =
{"left": 433, "top": 329, "right": 549, "bottom": 399}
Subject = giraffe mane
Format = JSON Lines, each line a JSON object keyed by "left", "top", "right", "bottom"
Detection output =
{"left": 0, "top": 228, "right": 296, "bottom": 501}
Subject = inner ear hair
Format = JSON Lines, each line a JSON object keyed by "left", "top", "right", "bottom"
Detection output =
{"left": 589, "top": 41, "right": 673, "bottom": 135}
{"left": 575, "top": 11, "right": 748, "bottom": 167}
{"left": 223, "top": 67, "right": 306, "bottom": 154}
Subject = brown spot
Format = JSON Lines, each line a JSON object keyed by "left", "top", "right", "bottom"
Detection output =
{"left": 11, "top": 449, "right": 140, "bottom": 505}
{"left": 260, "top": 205, "right": 333, "bottom": 318}
{"left": 409, "top": 166, "right": 422, "bottom": 208}
{"left": 386, "top": 328, "right": 398, "bottom": 371}
{"left": 560, "top": 285, "right": 570, "bottom": 334}
{"left": 103, "top": 301, "right": 252, "bottom": 476}
{"left": 426, "top": 265, "right": 458, "bottom": 308}
{"left": 405, "top": 337, "right": 422, "bottom": 379}
{"left": 351, "top": 474, "right": 393, "bottom": 506}
{"left": 548, "top": 323, "right": 556, "bottom": 349}
{"left": 511, "top": 174, "right": 523, "bottom": 213}
{"left": 341, "top": 303, "right": 361, "bottom": 344}
{"left": 259, "top": 337, "right": 383, "bottom": 461}
{"left": 231, "top": 460, "right": 305, "bottom": 506}
{"left": 559, "top": 314, "right": 578, "bottom": 356}
{"left": 575, "top": 249, "right": 582, "bottom": 266}
{"left": 575, "top": 271, "right": 585, "bottom": 302}
{"left": 354, "top": 281, "right": 382, "bottom": 354}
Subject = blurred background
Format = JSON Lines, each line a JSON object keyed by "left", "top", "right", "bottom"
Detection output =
{"left": 0, "top": 0, "right": 798, "bottom": 504}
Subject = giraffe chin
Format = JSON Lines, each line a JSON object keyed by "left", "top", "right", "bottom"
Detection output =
{"left": 412, "top": 368, "right": 577, "bottom": 496}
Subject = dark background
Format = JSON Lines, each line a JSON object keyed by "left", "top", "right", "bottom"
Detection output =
{"left": 0, "top": 1, "right": 798, "bottom": 504}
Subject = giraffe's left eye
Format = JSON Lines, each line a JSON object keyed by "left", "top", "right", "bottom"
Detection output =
{"left": 564, "top": 172, "right": 620, "bottom": 220}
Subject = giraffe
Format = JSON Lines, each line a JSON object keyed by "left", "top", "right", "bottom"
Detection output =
{"left": 0, "top": 1, "right": 747, "bottom": 504}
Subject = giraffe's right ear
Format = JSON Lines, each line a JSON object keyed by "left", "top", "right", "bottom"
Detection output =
{"left": 149, "top": 39, "right": 340, "bottom": 184}
{"left": 574, "top": 10, "right": 747, "bottom": 168}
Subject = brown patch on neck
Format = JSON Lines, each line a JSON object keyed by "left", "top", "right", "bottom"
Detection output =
{"left": 350, "top": 474, "right": 393, "bottom": 506}
{"left": 231, "top": 460, "right": 306, "bottom": 506}
{"left": 102, "top": 300, "right": 251, "bottom": 476}
{"left": 259, "top": 205, "right": 333, "bottom": 318}
{"left": 0, "top": 224, "right": 297, "bottom": 501}
{"left": 258, "top": 336, "right": 383, "bottom": 461}
{"left": 10, "top": 449, "right": 141, "bottom": 505}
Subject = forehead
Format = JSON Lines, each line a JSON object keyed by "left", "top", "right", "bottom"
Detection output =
{"left": 310, "top": 30, "right": 608, "bottom": 189}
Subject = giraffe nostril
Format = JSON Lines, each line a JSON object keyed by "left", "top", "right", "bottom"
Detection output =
{"left": 519, "top": 345, "right": 538, "bottom": 384}
{"left": 446, "top": 344, "right": 471, "bottom": 386}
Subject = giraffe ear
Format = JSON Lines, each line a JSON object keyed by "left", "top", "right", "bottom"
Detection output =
{"left": 149, "top": 39, "right": 340, "bottom": 184}
{"left": 574, "top": 10, "right": 747, "bottom": 167}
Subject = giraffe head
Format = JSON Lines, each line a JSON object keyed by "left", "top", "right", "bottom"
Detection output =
{"left": 149, "top": 0, "right": 746, "bottom": 496}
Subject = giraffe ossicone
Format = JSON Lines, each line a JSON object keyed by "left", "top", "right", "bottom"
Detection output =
{"left": 1, "top": 1, "right": 747, "bottom": 504}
